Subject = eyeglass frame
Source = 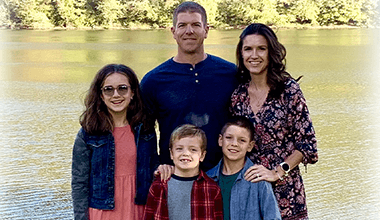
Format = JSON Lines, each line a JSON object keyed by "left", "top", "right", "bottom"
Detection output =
{"left": 101, "top": 85, "right": 131, "bottom": 96}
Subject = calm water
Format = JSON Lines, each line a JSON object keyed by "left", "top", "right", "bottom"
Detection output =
{"left": 1, "top": 28, "right": 380, "bottom": 219}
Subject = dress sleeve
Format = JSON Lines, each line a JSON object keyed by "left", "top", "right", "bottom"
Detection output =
{"left": 288, "top": 83, "right": 318, "bottom": 165}
{"left": 71, "top": 129, "right": 90, "bottom": 220}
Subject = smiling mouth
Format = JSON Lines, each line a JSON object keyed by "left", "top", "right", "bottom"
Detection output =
{"left": 228, "top": 149, "right": 239, "bottom": 153}
{"left": 180, "top": 159, "right": 191, "bottom": 162}
{"left": 112, "top": 100, "right": 123, "bottom": 105}
{"left": 248, "top": 61, "right": 261, "bottom": 65}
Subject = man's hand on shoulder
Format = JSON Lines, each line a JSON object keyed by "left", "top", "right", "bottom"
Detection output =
{"left": 154, "top": 164, "right": 174, "bottom": 182}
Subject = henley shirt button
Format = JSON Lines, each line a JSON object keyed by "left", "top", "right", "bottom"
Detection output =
{"left": 190, "top": 68, "right": 193, "bottom": 71}
{"left": 195, "top": 79, "right": 199, "bottom": 83}
{"left": 195, "top": 73, "right": 198, "bottom": 76}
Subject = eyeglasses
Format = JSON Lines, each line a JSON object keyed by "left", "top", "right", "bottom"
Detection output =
{"left": 101, "top": 85, "right": 130, "bottom": 96}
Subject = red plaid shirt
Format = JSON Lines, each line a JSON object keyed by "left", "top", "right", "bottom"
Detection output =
{"left": 143, "top": 170, "right": 223, "bottom": 220}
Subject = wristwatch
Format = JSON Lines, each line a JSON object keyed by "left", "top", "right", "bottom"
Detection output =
{"left": 279, "top": 162, "right": 290, "bottom": 176}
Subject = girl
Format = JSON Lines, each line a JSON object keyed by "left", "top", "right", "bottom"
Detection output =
{"left": 72, "top": 64, "right": 158, "bottom": 220}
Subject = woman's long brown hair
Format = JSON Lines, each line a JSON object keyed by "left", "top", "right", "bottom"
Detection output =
{"left": 236, "top": 23, "right": 301, "bottom": 99}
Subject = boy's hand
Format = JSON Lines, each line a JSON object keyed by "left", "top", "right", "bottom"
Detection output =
{"left": 244, "top": 164, "right": 278, "bottom": 183}
{"left": 154, "top": 164, "right": 174, "bottom": 182}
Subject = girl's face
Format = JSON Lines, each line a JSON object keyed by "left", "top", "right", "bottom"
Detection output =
{"left": 241, "top": 34, "right": 269, "bottom": 77}
{"left": 101, "top": 72, "right": 134, "bottom": 117}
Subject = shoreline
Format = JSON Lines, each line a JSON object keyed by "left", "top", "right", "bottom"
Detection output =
{"left": 0, "top": 24, "right": 374, "bottom": 31}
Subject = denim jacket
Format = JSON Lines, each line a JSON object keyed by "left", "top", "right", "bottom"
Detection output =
{"left": 207, "top": 158, "right": 282, "bottom": 220}
{"left": 71, "top": 123, "right": 159, "bottom": 220}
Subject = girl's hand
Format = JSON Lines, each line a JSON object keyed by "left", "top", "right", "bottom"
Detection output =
{"left": 244, "top": 164, "right": 279, "bottom": 183}
{"left": 154, "top": 164, "right": 174, "bottom": 182}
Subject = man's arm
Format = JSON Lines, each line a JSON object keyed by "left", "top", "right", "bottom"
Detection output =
{"left": 140, "top": 74, "right": 157, "bottom": 118}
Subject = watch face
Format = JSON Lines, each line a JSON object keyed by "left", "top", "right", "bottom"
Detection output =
{"left": 282, "top": 163, "right": 290, "bottom": 171}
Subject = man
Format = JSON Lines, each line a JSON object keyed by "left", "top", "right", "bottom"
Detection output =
{"left": 140, "top": 1, "right": 238, "bottom": 172}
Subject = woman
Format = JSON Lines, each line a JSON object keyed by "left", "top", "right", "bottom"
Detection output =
{"left": 72, "top": 64, "right": 159, "bottom": 220}
{"left": 230, "top": 23, "right": 318, "bottom": 220}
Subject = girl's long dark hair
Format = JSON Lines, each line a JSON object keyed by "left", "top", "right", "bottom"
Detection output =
{"left": 236, "top": 23, "right": 300, "bottom": 98}
{"left": 80, "top": 64, "right": 154, "bottom": 135}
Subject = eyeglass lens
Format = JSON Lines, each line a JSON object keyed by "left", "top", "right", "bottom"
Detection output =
{"left": 102, "top": 85, "right": 130, "bottom": 96}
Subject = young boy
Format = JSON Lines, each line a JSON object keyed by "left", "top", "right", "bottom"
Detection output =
{"left": 143, "top": 124, "right": 223, "bottom": 220}
{"left": 206, "top": 117, "right": 281, "bottom": 220}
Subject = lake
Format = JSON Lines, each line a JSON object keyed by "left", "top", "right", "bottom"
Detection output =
{"left": 0, "top": 28, "right": 380, "bottom": 219}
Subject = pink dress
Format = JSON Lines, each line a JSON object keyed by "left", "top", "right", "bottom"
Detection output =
{"left": 89, "top": 125, "right": 144, "bottom": 220}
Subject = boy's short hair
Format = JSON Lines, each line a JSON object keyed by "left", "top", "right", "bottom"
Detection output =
{"left": 221, "top": 116, "right": 255, "bottom": 141}
{"left": 173, "top": 1, "right": 207, "bottom": 27}
{"left": 169, "top": 124, "right": 207, "bottom": 152}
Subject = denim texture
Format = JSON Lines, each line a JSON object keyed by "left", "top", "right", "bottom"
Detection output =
{"left": 71, "top": 124, "right": 158, "bottom": 220}
{"left": 207, "top": 158, "right": 282, "bottom": 220}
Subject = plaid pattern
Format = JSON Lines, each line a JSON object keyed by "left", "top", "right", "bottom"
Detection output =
{"left": 143, "top": 170, "right": 223, "bottom": 220}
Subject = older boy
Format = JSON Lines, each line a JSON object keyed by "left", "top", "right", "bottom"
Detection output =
{"left": 207, "top": 117, "right": 281, "bottom": 220}
{"left": 143, "top": 124, "right": 223, "bottom": 220}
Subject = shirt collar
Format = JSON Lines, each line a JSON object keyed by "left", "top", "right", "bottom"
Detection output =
{"left": 208, "top": 157, "right": 254, "bottom": 181}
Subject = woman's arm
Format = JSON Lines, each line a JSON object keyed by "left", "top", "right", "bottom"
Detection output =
{"left": 290, "top": 86, "right": 318, "bottom": 165}
{"left": 245, "top": 81, "right": 318, "bottom": 183}
{"left": 244, "top": 150, "right": 303, "bottom": 183}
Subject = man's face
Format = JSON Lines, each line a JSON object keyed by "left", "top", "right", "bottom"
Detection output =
{"left": 171, "top": 12, "right": 209, "bottom": 55}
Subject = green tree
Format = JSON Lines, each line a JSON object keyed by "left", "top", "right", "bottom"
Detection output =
{"left": 217, "top": 0, "right": 280, "bottom": 26}
{"left": 216, "top": 0, "right": 254, "bottom": 26}
{"left": 290, "top": 0, "right": 319, "bottom": 25}
{"left": 0, "top": 0, "right": 10, "bottom": 25}
{"left": 361, "top": 0, "right": 379, "bottom": 26}
{"left": 132, "top": 0, "right": 179, "bottom": 28}
{"left": 14, "top": 0, "right": 54, "bottom": 28}
{"left": 316, "top": 0, "right": 368, "bottom": 25}
{"left": 54, "top": 0, "right": 90, "bottom": 28}
{"left": 96, "top": 0, "right": 123, "bottom": 28}
{"left": 1, "top": 0, "right": 378, "bottom": 29}
{"left": 196, "top": 0, "right": 221, "bottom": 27}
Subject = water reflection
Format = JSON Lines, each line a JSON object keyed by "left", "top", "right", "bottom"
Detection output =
{"left": 0, "top": 29, "right": 379, "bottom": 219}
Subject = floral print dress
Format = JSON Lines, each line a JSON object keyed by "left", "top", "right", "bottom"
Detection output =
{"left": 230, "top": 78, "right": 318, "bottom": 220}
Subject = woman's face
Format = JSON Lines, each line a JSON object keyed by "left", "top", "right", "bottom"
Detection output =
{"left": 241, "top": 34, "right": 269, "bottom": 77}
{"left": 101, "top": 72, "right": 134, "bottom": 117}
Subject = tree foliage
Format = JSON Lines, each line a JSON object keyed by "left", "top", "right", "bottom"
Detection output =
{"left": 1, "top": 0, "right": 378, "bottom": 29}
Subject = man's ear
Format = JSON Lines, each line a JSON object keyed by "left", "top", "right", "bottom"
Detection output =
{"left": 204, "top": 25, "right": 209, "bottom": 39}
{"left": 171, "top": 27, "right": 176, "bottom": 38}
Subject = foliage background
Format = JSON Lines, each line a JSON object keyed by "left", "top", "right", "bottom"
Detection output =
{"left": 0, "top": 0, "right": 379, "bottom": 29}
